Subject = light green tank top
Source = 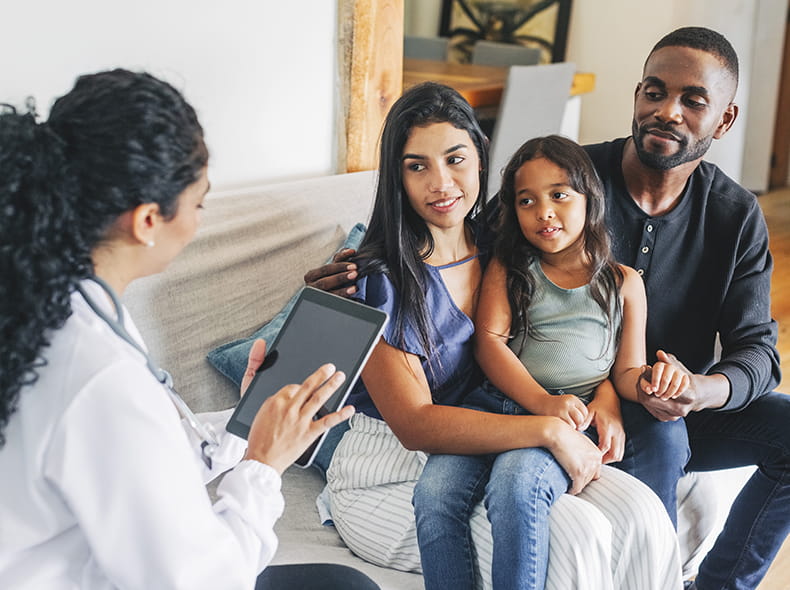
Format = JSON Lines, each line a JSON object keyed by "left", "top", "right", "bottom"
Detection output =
{"left": 507, "top": 260, "right": 619, "bottom": 403}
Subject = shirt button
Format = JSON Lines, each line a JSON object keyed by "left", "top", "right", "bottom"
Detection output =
{"left": 646, "top": 224, "right": 653, "bottom": 232}
{"left": 641, "top": 246, "right": 649, "bottom": 254}
{"left": 637, "top": 269, "right": 645, "bottom": 276}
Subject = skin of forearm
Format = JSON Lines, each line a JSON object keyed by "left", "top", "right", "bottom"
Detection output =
{"left": 391, "top": 402, "right": 564, "bottom": 455}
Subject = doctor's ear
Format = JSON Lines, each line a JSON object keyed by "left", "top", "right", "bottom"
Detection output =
{"left": 130, "top": 202, "right": 163, "bottom": 247}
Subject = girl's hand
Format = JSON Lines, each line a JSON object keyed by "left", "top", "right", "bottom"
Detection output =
{"left": 587, "top": 404, "right": 625, "bottom": 464}
{"left": 545, "top": 419, "right": 603, "bottom": 495}
{"left": 244, "top": 361, "right": 355, "bottom": 474}
{"left": 639, "top": 359, "right": 691, "bottom": 401}
{"left": 536, "top": 394, "right": 591, "bottom": 431}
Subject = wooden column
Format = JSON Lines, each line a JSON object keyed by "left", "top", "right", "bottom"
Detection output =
{"left": 341, "top": 0, "right": 403, "bottom": 173}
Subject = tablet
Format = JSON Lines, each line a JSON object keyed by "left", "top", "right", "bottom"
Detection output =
{"left": 226, "top": 286, "right": 388, "bottom": 467}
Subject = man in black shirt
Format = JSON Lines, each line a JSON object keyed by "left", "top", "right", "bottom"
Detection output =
{"left": 583, "top": 28, "right": 786, "bottom": 590}
{"left": 306, "top": 27, "right": 788, "bottom": 590}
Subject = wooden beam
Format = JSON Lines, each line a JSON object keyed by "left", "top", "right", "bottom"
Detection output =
{"left": 343, "top": 0, "right": 404, "bottom": 173}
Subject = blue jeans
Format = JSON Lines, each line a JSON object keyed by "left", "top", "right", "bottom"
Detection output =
{"left": 613, "top": 400, "right": 691, "bottom": 528}
{"left": 685, "top": 392, "right": 790, "bottom": 590}
{"left": 413, "top": 383, "right": 571, "bottom": 590}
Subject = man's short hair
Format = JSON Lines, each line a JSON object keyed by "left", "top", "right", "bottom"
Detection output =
{"left": 648, "top": 26, "right": 739, "bottom": 88}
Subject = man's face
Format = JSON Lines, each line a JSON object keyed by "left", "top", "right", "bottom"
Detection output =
{"left": 631, "top": 45, "right": 737, "bottom": 170}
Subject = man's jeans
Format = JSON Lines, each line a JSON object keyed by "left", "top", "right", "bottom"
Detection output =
{"left": 413, "top": 384, "right": 571, "bottom": 590}
{"left": 615, "top": 400, "right": 691, "bottom": 527}
{"left": 619, "top": 392, "right": 790, "bottom": 590}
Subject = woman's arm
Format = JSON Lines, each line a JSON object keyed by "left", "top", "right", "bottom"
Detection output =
{"left": 474, "top": 259, "right": 589, "bottom": 429}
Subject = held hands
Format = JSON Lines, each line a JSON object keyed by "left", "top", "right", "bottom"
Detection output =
{"left": 241, "top": 339, "right": 355, "bottom": 474}
{"left": 636, "top": 350, "right": 719, "bottom": 422}
{"left": 303, "top": 248, "right": 359, "bottom": 297}
{"left": 638, "top": 352, "right": 691, "bottom": 401}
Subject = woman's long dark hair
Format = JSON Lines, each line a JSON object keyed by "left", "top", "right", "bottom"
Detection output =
{"left": 495, "top": 135, "right": 623, "bottom": 354}
{"left": 355, "top": 82, "right": 489, "bottom": 361}
{"left": 0, "top": 69, "right": 208, "bottom": 446}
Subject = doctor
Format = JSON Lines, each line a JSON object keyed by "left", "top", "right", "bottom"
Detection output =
{"left": 0, "top": 69, "right": 377, "bottom": 590}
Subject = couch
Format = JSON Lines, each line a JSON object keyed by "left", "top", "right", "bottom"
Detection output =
{"left": 123, "top": 169, "right": 752, "bottom": 588}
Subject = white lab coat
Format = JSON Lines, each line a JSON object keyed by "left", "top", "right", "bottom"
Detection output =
{"left": 0, "top": 280, "right": 283, "bottom": 589}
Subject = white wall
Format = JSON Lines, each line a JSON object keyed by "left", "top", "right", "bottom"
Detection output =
{"left": 404, "top": 0, "right": 787, "bottom": 192}
{"left": 1, "top": 0, "right": 338, "bottom": 191}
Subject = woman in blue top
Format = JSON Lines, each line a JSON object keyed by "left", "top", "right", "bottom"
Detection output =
{"left": 413, "top": 135, "right": 689, "bottom": 590}
{"left": 324, "top": 83, "right": 682, "bottom": 589}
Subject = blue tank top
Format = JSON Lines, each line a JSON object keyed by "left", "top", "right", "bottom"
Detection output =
{"left": 508, "top": 260, "right": 619, "bottom": 403}
{"left": 347, "top": 256, "right": 485, "bottom": 419}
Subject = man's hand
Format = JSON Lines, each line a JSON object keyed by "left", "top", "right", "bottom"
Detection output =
{"left": 637, "top": 350, "right": 730, "bottom": 421}
{"left": 303, "top": 248, "right": 359, "bottom": 297}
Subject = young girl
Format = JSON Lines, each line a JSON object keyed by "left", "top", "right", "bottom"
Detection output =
{"left": 413, "top": 135, "right": 689, "bottom": 590}
{"left": 324, "top": 85, "right": 683, "bottom": 590}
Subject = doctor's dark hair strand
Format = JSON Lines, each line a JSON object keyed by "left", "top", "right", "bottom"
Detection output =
{"left": 0, "top": 69, "right": 208, "bottom": 446}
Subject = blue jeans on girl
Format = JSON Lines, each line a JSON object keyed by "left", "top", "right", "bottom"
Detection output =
{"left": 413, "top": 382, "right": 572, "bottom": 590}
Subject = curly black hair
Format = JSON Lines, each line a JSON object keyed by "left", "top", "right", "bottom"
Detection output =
{"left": 0, "top": 69, "right": 208, "bottom": 446}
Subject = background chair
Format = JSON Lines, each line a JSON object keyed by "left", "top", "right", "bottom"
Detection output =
{"left": 487, "top": 61, "right": 576, "bottom": 198}
{"left": 471, "top": 40, "right": 542, "bottom": 67}
{"left": 404, "top": 35, "right": 450, "bottom": 61}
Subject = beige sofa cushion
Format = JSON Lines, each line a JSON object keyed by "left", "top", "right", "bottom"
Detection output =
{"left": 123, "top": 171, "right": 376, "bottom": 412}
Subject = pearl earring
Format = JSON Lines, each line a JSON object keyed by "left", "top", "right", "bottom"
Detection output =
{"left": 146, "top": 241, "right": 155, "bottom": 248}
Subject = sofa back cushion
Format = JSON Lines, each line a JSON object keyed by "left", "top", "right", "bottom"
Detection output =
{"left": 123, "top": 171, "right": 376, "bottom": 412}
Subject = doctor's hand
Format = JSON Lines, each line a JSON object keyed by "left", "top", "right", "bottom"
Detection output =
{"left": 244, "top": 360, "right": 355, "bottom": 474}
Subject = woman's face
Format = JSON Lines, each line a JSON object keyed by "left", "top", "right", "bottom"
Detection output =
{"left": 152, "top": 167, "right": 210, "bottom": 272}
{"left": 401, "top": 122, "right": 480, "bottom": 234}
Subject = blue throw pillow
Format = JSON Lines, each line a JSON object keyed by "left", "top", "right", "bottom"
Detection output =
{"left": 206, "top": 223, "right": 367, "bottom": 387}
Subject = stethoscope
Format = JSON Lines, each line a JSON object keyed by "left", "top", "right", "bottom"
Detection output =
{"left": 76, "top": 276, "right": 220, "bottom": 469}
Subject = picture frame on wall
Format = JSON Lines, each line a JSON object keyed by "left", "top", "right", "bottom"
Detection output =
{"left": 439, "top": 0, "right": 573, "bottom": 64}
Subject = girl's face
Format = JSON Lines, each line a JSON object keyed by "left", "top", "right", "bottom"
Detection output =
{"left": 401, "top": 122, "right": 480, "bottom": 234}
{"left": 513, "top": 157, "right": 587, "bottom": 258}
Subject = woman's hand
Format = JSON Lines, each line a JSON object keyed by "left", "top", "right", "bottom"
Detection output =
{"left": 303, "top": 248, "right": 359, "bottom": 297}
{"left": 545, "top": 419, "right": 602, "bottom": 495}
{"left": 240, "top": 339, "right": 268, "bottom": 397}
{"left": 241, "top": 342, "right": 355, "bottom": 474}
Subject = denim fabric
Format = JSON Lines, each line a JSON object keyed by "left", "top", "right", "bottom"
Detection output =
{"left": 612, "top": 400, "right": 690, "bottom": 528}
{"left": 685, "top": 392, "right": 790, "bottom": 590}
{"left": 413, "top": 383, "right": 571, "bottom": 590}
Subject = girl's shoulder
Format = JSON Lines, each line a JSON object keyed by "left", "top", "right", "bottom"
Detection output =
{"left": 616, "top": 263, "right": 646, "bottom": 300}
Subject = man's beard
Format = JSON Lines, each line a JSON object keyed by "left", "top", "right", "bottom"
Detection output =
{"left": 631, "top": 120, "right": 713, "bottom": 170}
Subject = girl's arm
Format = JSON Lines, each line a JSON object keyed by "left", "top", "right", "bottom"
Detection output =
{"left": 587, "top": 378, "right": 625, "bottom": 464}
{"left": 359, "top": 337, "right": 602, "bottom": 494}
{"left": 474, "top": 258, "right": 589, "bottom": 429}
{"left": 610, "top": 265, "right": 651, "bottom": 402}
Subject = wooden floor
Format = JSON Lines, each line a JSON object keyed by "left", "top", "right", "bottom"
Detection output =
{"left": 754, "top": 186, "right": 789, "bottom": 590}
